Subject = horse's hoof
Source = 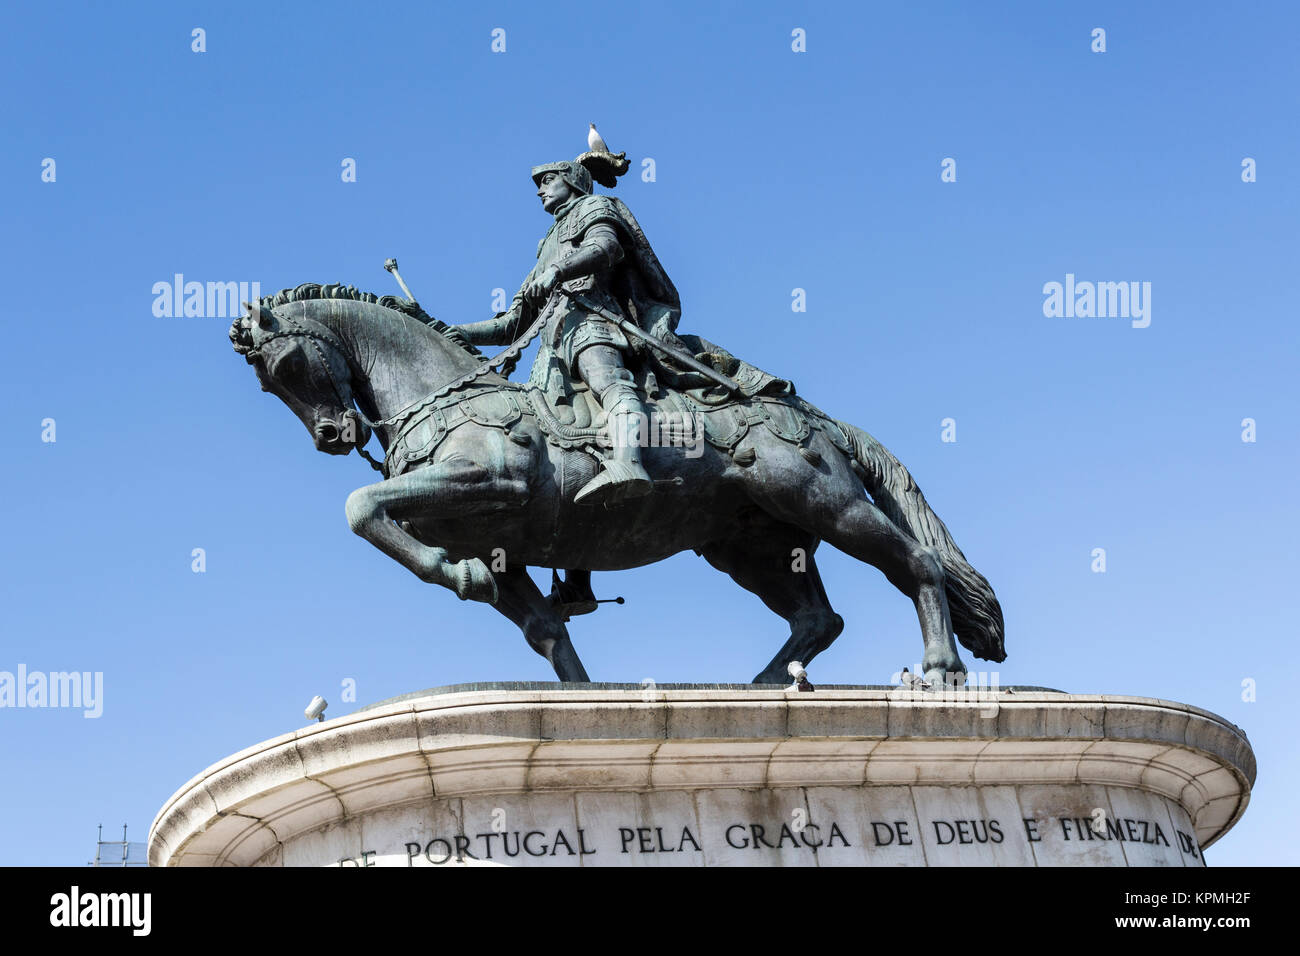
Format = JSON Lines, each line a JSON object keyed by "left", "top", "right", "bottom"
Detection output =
{"left": 455, "top": 558, "right": 499, "bottom": 604}
{"left": 923, "top": 667, "right": 966, "bottom": 688}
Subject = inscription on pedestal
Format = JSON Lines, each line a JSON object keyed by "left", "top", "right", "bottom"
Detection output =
{"left": 304, "top": 784, "right": 1206, "bottom": 868}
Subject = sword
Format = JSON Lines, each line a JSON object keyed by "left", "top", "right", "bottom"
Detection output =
{"left": 559, "top": 289, "right": 740, "bottom": 393}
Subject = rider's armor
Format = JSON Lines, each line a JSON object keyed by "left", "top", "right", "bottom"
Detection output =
{"left": 457, "top": 161, "right": 670, "bottom": 506}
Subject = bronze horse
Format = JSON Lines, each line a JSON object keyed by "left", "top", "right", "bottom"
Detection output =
{"left": 230, "top": 285, "right": 1004, "bottom": 685}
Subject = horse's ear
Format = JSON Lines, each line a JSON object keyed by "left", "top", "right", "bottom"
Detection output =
{"left": 245, "top": 302, "right": 273, "bottom": 330}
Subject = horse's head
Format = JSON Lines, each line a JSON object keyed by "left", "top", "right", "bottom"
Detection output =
{"left": 230, "top": 303, "right": 372, "bottom": 456}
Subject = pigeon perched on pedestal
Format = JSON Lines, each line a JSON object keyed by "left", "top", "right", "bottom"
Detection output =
{"left": 900, "top": 667, "right": 931, "bottom": 690}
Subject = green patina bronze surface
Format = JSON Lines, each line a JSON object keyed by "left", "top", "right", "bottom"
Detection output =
{"left": 230, "top": 133, "right": 1005, "bottom": 686}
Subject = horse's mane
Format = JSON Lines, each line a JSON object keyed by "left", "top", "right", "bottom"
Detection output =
{"left": 258, "top": 281, "right": 410, "bottom": 315}
{"left": 233, "top": 282, "right": 482, "bottom": 358}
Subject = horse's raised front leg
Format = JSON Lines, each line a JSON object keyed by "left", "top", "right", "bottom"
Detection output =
{"left": 344, "top": 458, "right": 527, "bottom": 603}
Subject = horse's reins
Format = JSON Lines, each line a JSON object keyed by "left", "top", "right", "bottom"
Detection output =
{"left": 258, "top": 294, "right": 562, "bottom": 475}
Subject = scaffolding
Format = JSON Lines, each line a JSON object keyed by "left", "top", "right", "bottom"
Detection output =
{"left": 89, "top": 824, "right": 148, "bottom": 866}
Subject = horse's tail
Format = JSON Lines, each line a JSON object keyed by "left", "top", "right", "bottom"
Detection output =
{"left": 835, "top": 419, "right": 1006, "bottom": 662}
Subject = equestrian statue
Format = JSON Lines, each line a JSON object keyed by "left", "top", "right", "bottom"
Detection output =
{"left": 229, "top": 130, "right": 1005, "bottom": 686}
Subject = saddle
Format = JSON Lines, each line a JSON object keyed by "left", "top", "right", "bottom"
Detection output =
{"left": 382, "top": 343, "right": 856, "bottom": 478}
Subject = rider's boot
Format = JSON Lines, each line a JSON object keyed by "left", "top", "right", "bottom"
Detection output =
{"left": 548, "top": 569, "right": 599, "bottom": 621}
{"left": 575, "top": 382, "right": 653, "bottom": 506}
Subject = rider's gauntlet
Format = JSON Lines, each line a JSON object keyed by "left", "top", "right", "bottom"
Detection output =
{"left": 457, "top": 308, "right": 521, "bottom": 346}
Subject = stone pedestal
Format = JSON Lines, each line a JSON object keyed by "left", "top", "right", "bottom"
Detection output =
{"left": 148, "top": 684, "right": 1254, "bottom": 867}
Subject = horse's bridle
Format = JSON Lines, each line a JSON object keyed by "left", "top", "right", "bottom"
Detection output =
{"left": 251, "top": 292, "right": 563, "bottom": 475}
{"left": 252, "top": 309, "right": 387, "bottom": 473}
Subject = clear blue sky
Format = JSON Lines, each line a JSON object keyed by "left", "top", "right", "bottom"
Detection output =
{"left": 2, "top": 1, "right": 1295, "bottom": 866}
